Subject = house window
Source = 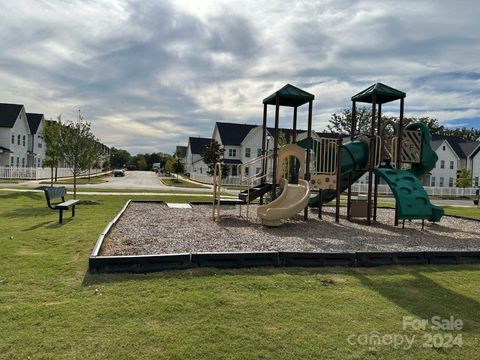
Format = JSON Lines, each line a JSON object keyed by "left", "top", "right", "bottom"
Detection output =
{"left": 11, "top": 134, "right": 14, "bottom": 144}
{"left": 38, "top": 142, "right": 42, "bottom": 148}
{"left": 449, "top": 177, "right": 453, "bottom": 187}
{"left": 475, "top": 177, "right": 479, "bottom": 187}
{"left": 23, "top": 136, "right": 26, "bottom": 146}
{"left": 231, "top": 166, "right": 237, "bottom": 176}
{"left": 449, "top": 161, "right": 454, "bottom": 169}
{"left": 17, "top": 135, "right": 21, "bottom": 145}
{"left": 442, "top": 145, "right": 446, "bottom": 151}
{"left": 256, "top": 167, "right": 261, "bottom": 174}
{"left": 228, "top": 149, "right": 236, "bottom": 157}
{"left": 38, "top": 158, "right": 41, "bottom": 167}
{"left": 245, "top": 147, "right": 251, "bottom": 158}
{"left": 245, "top": 167, "right": 249, "bottom": 176}
{"left": 257, "top": 148, "right": 262, "bottom": 157}
{"left": 10, "top": 157, "right": 14, "bottom": 166}
{"left": 431, "top": 176, "right": 436, "bottom": 187}
{"left": 22, "top": 158, "right": 25, "bottom": 167}
{"left": 440, "top": 160, "right": 445, "bottom": 169}
{"left": 439, "top": 177, "right": 444, "bottom": 187}
{"left": 16, "top": 157, "right": 19, "bottom": 167}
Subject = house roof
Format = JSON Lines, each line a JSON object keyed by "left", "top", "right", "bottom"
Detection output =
{"left": 459, "top": 141, "right": 480, "bottom": 158}
{"left": 189, "top": 137, "right": 211, "bottom": 156}
{"left": 0, "top": 103, "right": 24, "bottom": 128}
{"left": 430, "top": 140, "right": 444, "bottom": 152}
{"left": 263, "top": 84, "right": 315, "bottom": 107}
{"left": 0, "top": 145, "right": 12, "bottom": 153}
{"left": 470, "top": 143, "right": 480, "bottom": 159}
{"left": 216, "top": 121, "right": 339, "bottom": 146}
{"left": 431, "top": 134, "right": 469, "bottom": 159}
{"left": 26, "top": 113, "right": 44, "bottom": 134}
{"left": 351, "top": 83, "right": 406, "bottom": 104}
{"left": 216, "top": 122, "right": 257, "bottom": 145}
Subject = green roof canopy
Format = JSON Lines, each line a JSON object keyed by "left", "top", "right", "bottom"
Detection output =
{"left": 263, "top": 84, "right": 315, "bottom": 107}
{"left": 351, "top": 82, "right": 406, "bottom": 104}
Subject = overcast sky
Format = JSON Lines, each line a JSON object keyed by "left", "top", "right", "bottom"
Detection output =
{"left": 1, "top": 0, "right": 479, "bottom": 154}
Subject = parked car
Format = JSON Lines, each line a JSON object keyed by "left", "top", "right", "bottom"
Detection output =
{"left": 114, "top": 169, "right": 125, "bottom": 177}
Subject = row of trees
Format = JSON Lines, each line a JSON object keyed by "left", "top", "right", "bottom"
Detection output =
{"left": 327, "top": 107, "right": 480, "bottom": 140}
{"left": 43, "top": 113, "right": 106, "bottom": 198}
{"left": 109, "top": 148, "right": 172, "bottom": 171}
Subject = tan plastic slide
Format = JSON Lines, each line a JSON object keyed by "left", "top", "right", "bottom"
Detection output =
{"left": 257, "top": 178, "right": 311, "bottom": 227}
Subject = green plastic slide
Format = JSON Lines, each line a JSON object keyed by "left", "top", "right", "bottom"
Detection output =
{"left": 306, "top": 122, "right": 444, "bottom": 222}
{"left": 374, "top": 168, "right": 443, "bottom": 222}
{"left": 374, "top": 122, "right": 444, "bottom": 222}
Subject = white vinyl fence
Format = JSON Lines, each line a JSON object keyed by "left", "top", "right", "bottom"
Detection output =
{"left": 0, "top": 166, "right": 104, "bottom": 180}
{"left": 190, "top": 173, "right": 244, "bottom": 185}
{"left": 352, "top": 183, "right": 479, "bottom": 197}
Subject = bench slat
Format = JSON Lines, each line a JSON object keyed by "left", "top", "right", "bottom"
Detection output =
{"left": 54, "top": 199, "right": 80, "bottom": 209}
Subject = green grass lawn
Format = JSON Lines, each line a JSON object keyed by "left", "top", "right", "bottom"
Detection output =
{"left": 160, "top": 177, "right": 209, "bottom": 188}
{"left": 1, "top": 191, "right": 480, "bottom": 359}
{"left": 40, "top": 172, "right": 113, "bottom": 185}
{"left": 372, "top": 201, "right": 480, "bottom": 221}
{"left": 0, "top": 179, "right": 19, "bottom": 183}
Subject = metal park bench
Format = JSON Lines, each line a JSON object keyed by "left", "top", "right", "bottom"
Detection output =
{"left": 44, "top": 186, "right": 80, "bottom": 224}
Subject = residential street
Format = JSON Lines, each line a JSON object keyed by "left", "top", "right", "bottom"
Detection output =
{"left": 10, "top": 170, "right": 217, "bottom": 193}
{"left": 87, "top": 170, "right": 167, "bottom": 189}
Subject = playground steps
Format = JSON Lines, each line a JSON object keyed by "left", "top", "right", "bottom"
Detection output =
{"left": 374, "top": 168, "right": 444, "bottom": 222}
{"left": 238, "top": 183, "right": 272, "bottom": 203}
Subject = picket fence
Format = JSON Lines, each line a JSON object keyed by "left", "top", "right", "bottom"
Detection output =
{"left": 0, "top": 166, "right": 104, "bottom": 180}
{"left": 189, "top": 173, "right": 478, "bottom": 196}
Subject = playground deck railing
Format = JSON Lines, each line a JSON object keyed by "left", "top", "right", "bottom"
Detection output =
{"left": 311, "top": 138, "right": 338, "bottom": 175}
{"left": 237, "top": 152, "right": 273, "bottom": 218}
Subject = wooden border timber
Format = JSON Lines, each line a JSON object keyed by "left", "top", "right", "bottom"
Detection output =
{"left": 89, "top": 200, "right": 480, "bottom": 274}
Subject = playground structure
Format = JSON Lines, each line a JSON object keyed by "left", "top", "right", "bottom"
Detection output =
{"left": 212, "top": 83, "right": 444, "bottom": 228}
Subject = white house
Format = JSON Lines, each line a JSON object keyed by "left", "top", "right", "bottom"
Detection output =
{"left": 0, "top": 103, "right": 31, "bottom": 168}
{"left": 26, "top": 113, "right": 46, "bottom": 168}
{"left": 185, "top": 137, "right": 210, "bottom": 175}
{"left": 430, "top": 138, "right": 460, "bottom": 187}
{"left": 459, "top": 142, "right": 480, "bottom": 188}
{"left": 429, "top": 135, "right": 480, "bottom": 188}
{"left": 1, "top": 103, "right": 111, "bottom": 179}
{"left": 470, "top": 146, "right": 480, "bottom": 187}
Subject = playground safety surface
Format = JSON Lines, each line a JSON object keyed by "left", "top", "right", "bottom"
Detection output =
{"left": 100, "top": 202, "right": 480, "bottom": 256}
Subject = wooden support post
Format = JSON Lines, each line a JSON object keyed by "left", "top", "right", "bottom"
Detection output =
{"left": 292, "top": 106, "right": 297, "bottom": 143}
{"left": 292, "top": 106, "right": 298, "bottom": 183}
{"left": 366, "top": 96, "right": 376, "bottom": 226}
{"left": 394, "top": 98, "right": 405, "bottom": 226}
{"left": 318, "top": 189, "right": 322, "bottom": 219}
{"left": 271, "top": 97, "right": 280, "bottom": 200}
{"left": 260, "top": 103, "right": 267, "bottom": 205}
{"left": 347, "top": 101, "right": 356, "bottom": 222}
{"left": 304, "top": 100, "right": 313, "bottom": 221}
{"left": 261, "top": 103, "right": 267, "bottom": 185}
{"left": 335, "top": 136, "right": 343, "bottom": 223}
{"left": 373, "top": 103, "right": 381, "bottom": 221}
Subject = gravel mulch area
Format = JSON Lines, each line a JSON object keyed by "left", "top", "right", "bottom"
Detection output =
{"left": 100, "top": 202, "right": 480, "bottom": 256}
